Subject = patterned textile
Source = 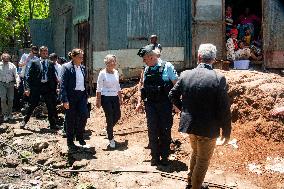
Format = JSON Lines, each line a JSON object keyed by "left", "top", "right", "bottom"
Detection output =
{"left": 235, "top": 48, "right": 251, "bottom": 60}
{"left": 226, "top": 38, "right": 237, "bottom": 61}
{"left": 226, "top": 38, "right": 252, "bottom": 61}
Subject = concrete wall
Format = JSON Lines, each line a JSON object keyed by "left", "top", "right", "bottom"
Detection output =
{"left": 92, "top": 47, "right": 184, "bottom": 82}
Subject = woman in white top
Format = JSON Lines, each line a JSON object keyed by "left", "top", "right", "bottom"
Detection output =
{"left": 96, "top": 54, "right": 122, "bottom": 149}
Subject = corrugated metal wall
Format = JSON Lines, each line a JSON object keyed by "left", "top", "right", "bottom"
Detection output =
{"left": 29, "top": 19, "right": 53, "bottom": 52}
{"left": 50, "top": 0, "right": 73, "bottom": 56}
{"left": 263, "top": 0, "right": 284, "bottom": 68}
{"left": 108, "top": 0, "right": 188, "bottom": 50}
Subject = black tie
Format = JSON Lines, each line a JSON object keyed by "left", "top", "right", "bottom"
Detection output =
{"left": 42, "top": 60, "right": 47, "bottom": 80}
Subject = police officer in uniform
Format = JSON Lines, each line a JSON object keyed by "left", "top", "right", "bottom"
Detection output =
{"left": 136, "top": 44, "right": 178, "bottom": 166}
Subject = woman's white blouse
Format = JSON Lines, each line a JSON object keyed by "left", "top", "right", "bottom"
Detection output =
{"left": 96, "top": 69, "right": 121, "bottom": 96}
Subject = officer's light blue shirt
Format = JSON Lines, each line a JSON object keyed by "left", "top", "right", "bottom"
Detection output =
{"left": 143, "top": 59, "right": 178, "bottom": 82}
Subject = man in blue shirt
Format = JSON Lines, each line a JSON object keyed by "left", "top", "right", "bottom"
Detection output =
{"left": 136, "top": 44, "right": 178, "bottom": 166}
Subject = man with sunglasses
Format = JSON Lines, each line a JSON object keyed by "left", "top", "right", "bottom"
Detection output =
{"left": 18, "top": 46, "right": 39, "bottom": 111}
{"left": 19, "top": 46, "right": 39, "bottom": 80}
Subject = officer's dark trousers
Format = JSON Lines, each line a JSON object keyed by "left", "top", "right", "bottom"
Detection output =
{"left": 65, "top": 90, "right": 88, "bottom": 145}
{"left": 145, "top": 99, "right": 173, "bottom": 160}
{"left": 101, "top": 95, "right": 121, "bottom": 140}
{"left": 24, "top": 83, "right": 57, "bottom": 127}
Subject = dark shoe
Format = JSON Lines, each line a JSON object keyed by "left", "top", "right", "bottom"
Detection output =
{"left": 49, "top": 125, "right": 60, "bottom": 130}
{"left": 150, "top": 158, "right": 160, "bottom": 166}
{"left": 79, "top": 140, "right": 86, "bottom": 146}
{"left": 68, "top": 142, "right": 79, "bottom": 151}
{"left": 160, "top": 157, "right": 169, "bottom": 166}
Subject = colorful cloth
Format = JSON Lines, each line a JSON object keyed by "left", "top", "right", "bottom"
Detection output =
{"left": 235, "top": 48, "right": 251, "bottom": 60}
{"left": 226, "top": 38, "right": 237, "bottom": 61}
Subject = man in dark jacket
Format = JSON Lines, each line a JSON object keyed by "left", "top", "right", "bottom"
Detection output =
{"left": 169, "top": 43, "right": 231, "bottom": 189}
{"left": 20, "top": 46, "right": 58, "bottom": 129}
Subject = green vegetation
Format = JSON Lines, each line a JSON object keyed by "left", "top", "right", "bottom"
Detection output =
{"left": 0, "top": 0, "right": 49, "bottom": 51}
{"left": 20, "top": 150, "right": 32, "bottom": 163}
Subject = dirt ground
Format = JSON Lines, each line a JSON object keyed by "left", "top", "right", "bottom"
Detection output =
{"left": 0, "top": 69, "right": 283, "bottom": 189}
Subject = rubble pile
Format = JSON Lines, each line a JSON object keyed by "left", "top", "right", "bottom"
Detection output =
{"left": 222, "top": 70, "right": 284, "bottom": 142}
{"left": 121, "top": 70, "right": 284, "bottom": 141}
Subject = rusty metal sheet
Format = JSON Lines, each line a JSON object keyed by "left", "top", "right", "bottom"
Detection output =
{"left": 191, "top": 0, "right": 224, "bottom": 66}
{"left": 263, "top": 0, "right": 284, "bottom": 68}
{"left": 78, "top": 22, "right": 90, "bottom": 66}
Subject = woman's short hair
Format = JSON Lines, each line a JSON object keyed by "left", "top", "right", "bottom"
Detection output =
{"left": 104, "top": 54, "right": 116, "bottom": 64}
{"left": 198, "top": 43, "right": 217, "bottom": 62}
{"left": 68, "top": 48, "right": 84, "bottom": 58}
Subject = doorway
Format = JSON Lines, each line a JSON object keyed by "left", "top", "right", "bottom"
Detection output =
{"left": 225, "top": 0, "right": 263, "bottom": 64}
{"left": 78, "top": 22, "right": 90, "bottom": 66}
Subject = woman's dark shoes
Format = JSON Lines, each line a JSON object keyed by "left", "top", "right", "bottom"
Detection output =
{"left": 67, "top": 142, "right": 79, "bottom": 151}
{"left": 150, "top": 158, "right": 160, "bottom": 166}
{"left": 160, "top": 157, "right": 169, "bottom": 166}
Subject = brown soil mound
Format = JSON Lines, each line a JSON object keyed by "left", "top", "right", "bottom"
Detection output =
{"left": 222, "top": 70, "right": 284, "bottom": 142}
{"left": 121, "top": 70, "right": 284, "bottom": 142}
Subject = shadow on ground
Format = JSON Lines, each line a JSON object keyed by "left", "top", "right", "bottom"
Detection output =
{"left": 157, "top": 160, "right": 188, "bottom": 173}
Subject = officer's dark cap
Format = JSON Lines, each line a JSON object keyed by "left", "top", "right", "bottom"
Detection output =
{"left": 137, "top": 44, "right": 155, "bottom": 57}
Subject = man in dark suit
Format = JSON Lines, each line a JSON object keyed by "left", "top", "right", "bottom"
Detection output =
{"left": 169, "top": 44, "right": 231, "bottom": 189}
{"left": 20, "top": 46, "right": 58, "bottom": 130}
{"left": 60, "top": 48, "right": 89, "bottom": 150}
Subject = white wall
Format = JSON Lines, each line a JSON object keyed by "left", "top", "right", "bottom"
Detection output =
{"left": 92, "top": 47, "right": 184, "bottom": 82}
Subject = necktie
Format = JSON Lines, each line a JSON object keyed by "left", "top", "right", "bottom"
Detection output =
{"left": 42, "top": 60, "right": 47, "bottom": 80}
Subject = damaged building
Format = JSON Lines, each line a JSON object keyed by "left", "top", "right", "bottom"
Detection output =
{"left": 29, "top": 0, "right": 284, "bottom": 87}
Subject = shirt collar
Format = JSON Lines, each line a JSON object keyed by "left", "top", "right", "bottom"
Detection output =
{"left": 197, "top": 63, "right": 213, "bottom": 69}
{"left": 40, "top": 57, "right": 47, "bottom": 62}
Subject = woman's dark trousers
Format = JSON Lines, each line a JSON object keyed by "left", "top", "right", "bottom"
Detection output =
{"left": 101, "top": 95, "right": 121, "bottom": 140}
{"left": 65, "top": 90, "right": 88, "bottom": 145}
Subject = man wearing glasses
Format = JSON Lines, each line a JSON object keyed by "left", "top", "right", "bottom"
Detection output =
{"left": 18, "top": 46, "right": 39, "bottom": 110}
{"left": 19, "top": 45, "right": 39, "bottom": 80}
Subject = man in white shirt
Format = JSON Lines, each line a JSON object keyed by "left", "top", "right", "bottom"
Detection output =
{"left": 18, "top": 46, "right": 39, "bottom": 79}
{"left": 0, "top": 53, "right": 20, "bottom": 121}
{"left": 49, "top": 53, "right": 62, "bottom": 82}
